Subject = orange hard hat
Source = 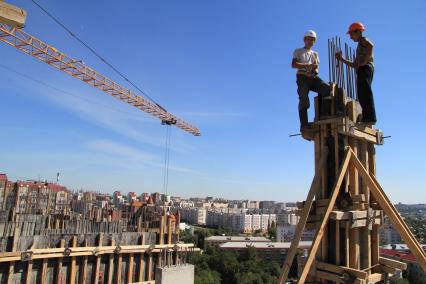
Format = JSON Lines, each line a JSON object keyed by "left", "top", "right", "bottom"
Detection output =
{"left": 347, "top": 22, "right": 365, "bottom": 34}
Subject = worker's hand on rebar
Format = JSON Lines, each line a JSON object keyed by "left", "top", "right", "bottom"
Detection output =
{"left": 335, "top": 51, "right": 343, "bottom": 61}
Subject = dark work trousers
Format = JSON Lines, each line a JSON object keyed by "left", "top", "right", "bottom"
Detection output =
{"left": 357, "top": 64, "right": 376, "bottom": 123}
{"left": 296, "top": 74, "right": 331, "bottom": 126}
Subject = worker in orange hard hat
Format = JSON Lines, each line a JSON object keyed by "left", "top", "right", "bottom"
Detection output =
{"left": 336, "top": 22, "right": 376, "bottom": 126}
{"left": 292, "top": 30, "right": 331, "bottom": 131}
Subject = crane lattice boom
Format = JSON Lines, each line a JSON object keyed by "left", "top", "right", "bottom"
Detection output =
{"left": 0, "top": 23, "right": 200, "bottom": 136}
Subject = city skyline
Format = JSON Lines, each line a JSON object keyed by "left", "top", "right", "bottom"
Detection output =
{"left": 1, "top": 0, "right": 425, "bottom": 203}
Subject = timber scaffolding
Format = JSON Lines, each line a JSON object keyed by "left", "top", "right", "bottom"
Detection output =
{"left": 279, "top": 37, "right": 426, "bottom": 283}
{"left": 0, "top": 206, "right": 199, "bottom": 283}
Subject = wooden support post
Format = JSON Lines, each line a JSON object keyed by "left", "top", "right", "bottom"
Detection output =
{"left": 349, "top": 138, "right": 360, "bottom": 269}
{"left": 167, "top": 219, "right": 172, "bottom": 245}
{"left": 127, "top": 253, "right": 134, "bottom": 283}
{"left": 25, "top": 260, "right": 33, "bottom": 284}
{"left": 147, "top": 254, "right": 153, "bottom": 281}
{"left": 7, "top": 227, "right": 19, "bottom": 284}
{"left": 137, "top": 235, "right": 146, "bottom": 282}
{"left": 69, "top": 236, "right": 78, "bottom": 284}
{"left": 278, "top": 148, "right": 329, "bottom": 283}
{"left": 116, "top": 246, "right": 123, "bottom": 284}
{"left": 359, "top": 141, "right": 371, "bottom": 270}
{"left": 56, "top": 239, "right": 66, "bottom": 284}
{"left": 93, "top": 233, "right": 103, "bottom": 284}
{"left": 298, "top": 148, "right": 352, "bottom": 284}
{"left": 368, "top": 143, "right": 380, "bottom": 269}
{"left": 80, "top": 239, "right": 88, "bottom": 284}
{"left": 350, "top": 151, "right": 426, "bottom": 271}
{"left": 107, "top": 239, "right": 115, "bottom": 284}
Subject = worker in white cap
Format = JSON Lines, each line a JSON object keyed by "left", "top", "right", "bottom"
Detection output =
{"left": 292, "top": 30, "right": 331, "bottom": 131}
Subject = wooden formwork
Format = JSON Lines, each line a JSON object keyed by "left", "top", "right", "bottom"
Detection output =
{"left": 0, "top": 211, "right": 199, "bottom": 283}
{"left": 279, "top": 85, "right": 426, "bottom": 283}
{"left": 0, "top": 234, "right": 198, "bottom": 284}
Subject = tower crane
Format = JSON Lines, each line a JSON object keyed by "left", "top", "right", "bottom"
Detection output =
{"left": 0, "top": 1, "right": 201, "bottom": 136}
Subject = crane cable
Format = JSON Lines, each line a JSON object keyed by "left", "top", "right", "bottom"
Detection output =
{"left": 30, "top": 0, "right": 168, "bottom": 112}
{"left": 162, "top": 125, "right": 172, "bottom": 197}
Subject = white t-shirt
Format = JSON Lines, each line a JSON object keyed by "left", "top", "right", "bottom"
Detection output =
{"left": 293, "top": 47, "right": 320, "bottom": 75}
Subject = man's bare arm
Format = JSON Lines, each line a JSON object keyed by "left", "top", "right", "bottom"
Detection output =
{"left": 292, "top": 58, "right": 317, "bottom": 69}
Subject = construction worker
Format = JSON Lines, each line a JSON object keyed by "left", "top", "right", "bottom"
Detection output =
{"left": 336, "top": 22, "right": 376, "bottom": 125}
{"left": 292, "top": 30, "right": 331, "bottom": 131}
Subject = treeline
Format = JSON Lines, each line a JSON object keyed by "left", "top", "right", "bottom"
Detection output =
{"left": 189, "top": 245, "right": 283, "bottom": 284}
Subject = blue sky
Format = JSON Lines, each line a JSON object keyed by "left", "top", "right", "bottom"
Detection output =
{"left": 0, "top": 0, "right": 425, "bottom": 203}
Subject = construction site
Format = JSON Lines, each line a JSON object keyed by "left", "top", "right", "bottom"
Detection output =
{"left": 0, "top": 1, "right": 425, "bottom": 284}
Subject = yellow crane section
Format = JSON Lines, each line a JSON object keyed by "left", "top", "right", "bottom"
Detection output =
{"left": 0, "top": 2, "right": 200, "bottom": 136}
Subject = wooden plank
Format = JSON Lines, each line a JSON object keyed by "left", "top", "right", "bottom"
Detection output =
{"left": 41, "top": 259, "right": 47, "bottom": 284}
{"left": 379, "top": 257, "right": 407, "bottom": 270}
{"left": 116, "top": 250, "right": 123, "bottom": 284}
{"left": 138, "top": 235, "right": 145, "bottom": 282}
{"left": 80, "top": 239, "right": 88, "bottom": 284}
{"left": 359, "top": 140, "right": 371, "bottom": 270}
{"left": 316, "top": 261, "right": 368, "bottom": 279}
{"left": 349, "top": 138, "right": 360, "bottom": 270}
{"left": 381, "top": 264, "right": 397, "bottom": 275}
{"left": 368, "top": 143, "right": 379, "bottom": 269}
{"left": 56, "top": 239, "right": 66, "bottom": 284}
{"left": 127, "top": 253, "right": 134, "bottom": 283}
{"left": 298, "top": 148, "right": 352, "bottom": 284}
{"left": 107, "top": 239, "right": 115, "bottom": 284}
{"left": 366, "top": 273, "right": 384, "bottom": 283}
{"left": 278, "top": 148, "right": 329, "bottom": 284}
{"left": 69, "top": 236, "right": 77, "bottom": 284}
{"left": 7, "top": 227, "right": 19, "bottom": 284}
{"left": 25, "top": 260, "right": 33, "bottom": 284}
{"left": 350, "top": 151, "right": 426, "bottom": 271}
{"left": 93, "top": 233, "right": 103, "bottom": 284}
{"left": 315, "top": 270, "right": 344, "bottom": 283}
{"left": 0, "top": 1, "right": 27, "bottom": 28}
{"left": 335, "top": 221, "right": 340, "bottom": 265}
{"left": 147, "top": 255, "right": 153, "bottom": 281}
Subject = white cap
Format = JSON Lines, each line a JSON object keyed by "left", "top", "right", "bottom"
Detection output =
{"left": 304, "top": 30, "right": 317, "bottom": 39}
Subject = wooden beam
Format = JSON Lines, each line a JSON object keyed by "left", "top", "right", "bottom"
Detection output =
{"left": 69, "top": 236, "right": 77, "bottom": 284}
{"left": 41, "top": 259, "right": 47, "bottom": 284}
{"left": 25, "top": 260, "right": 33, "bottom": 284}
{"left": 278, "top": 147, "right": 329, "bottom": 284}
{"left": 379, "top": 257, "right": 407, "bottom": 270}
{"left": 350, "top": 151, "right": 426, "bottom": 271}
{"left": 298, "top": 148, "right": 352, "bottom": 283}
{"left": 93, "top": 233, "right": 103, "bottom": 284}
{"left": 56, "top": 239, "right": 65, "bottom": 284}
{"left": 80, "top": 239, "right": 88, "bottom": 284}
{"left": 316, "top": 261, "right": 368, "bottom": 280}
{"left": 127, "top": 253, "right": 134, "bottom": 283}
{"left": 138, "top": 235, "right": 146, "bottom": 282}
{"left": 107, "top": 239, "right": 115, "bottom": 284}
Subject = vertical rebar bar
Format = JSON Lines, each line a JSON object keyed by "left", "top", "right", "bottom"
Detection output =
{"left": 345, "top": 43, "right": 351, "bottom": 98}
{"left": 339, "top": 37, "right": 345, "bottom": 91}
{"left": 331, "top": 38, "right": 334, "bottom": 83}
{"left": 352, "top": 48, "right": 357, "bottom": 100}
{"left": 334, "top": 37, "right": 339, "bottom": 86}
{"left": 328, "top": 39, "right": 331, "bottom": 82}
